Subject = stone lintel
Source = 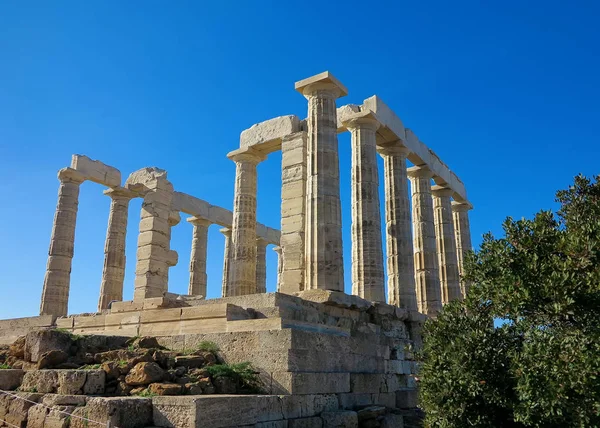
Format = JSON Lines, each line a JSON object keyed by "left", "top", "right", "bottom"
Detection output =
{"left": 103, "top": 187, "right": 137, "bottom": 199}
{"left": 341, "top": 109, "right": 380, "bottom": 130}
{"left": 71, "top": 154, "right": 121, "bottom": 187}
{"left": 57, "top": 167, "right": 86, "bottom": 184}
{"left": 431, "top": 185, "right": 455, "bottom": 197}
{"left": 295, "top": 71, "right": 348, "bottom": 97}
{"left": 240, "top": 115, "right": 302, "bottom": 153}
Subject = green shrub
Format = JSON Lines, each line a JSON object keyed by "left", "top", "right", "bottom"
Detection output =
{"left": 205, "top": 362, "right": 261, "bottom": 393}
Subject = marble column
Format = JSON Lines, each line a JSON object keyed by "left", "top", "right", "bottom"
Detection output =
{"left": 227, "top": 148, "right": 265, "bottom": 296}
{"left": 256, "top": 238, "right": 268, "bottom": 294}
{"left": 377, "top": 143, "right": 418, "bottom": 311}
{"left": 163, "top": 210, "right": 181, "bottom": 290}
{"left": 432, "top": 186, "right": 461, "bottom": 303}
{"left": 295, "top": 72, "right": 347, "bottom": 292}
{"left": 220, "top": 227, "right": 232, "bottom": 297}
{"left": 452, "top": 201, "right": 473, "bottom": 298}
{"left": 98, "top": 187, "right": 135, "bottom": 311}
{"left": 343, "top": 111, "right": 385, "bottom": 302}
{"left": 40, "top": 167, "right": 85, "bottom": 316}
{"left": 273, "top": 246, "right": 282, "bottom": 291}
{"left": 187, "top": 216, "right": 211, "bottom": 297}
{"left": 407, "top": 165, "right": 442, "bottom": 316}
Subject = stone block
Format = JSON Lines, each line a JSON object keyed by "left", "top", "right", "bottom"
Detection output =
{"left": 172, "top": 192, "right": 210, "bottom": 218}
{"left": 4, "top": 392, "right": 42, "bottom": 427}
{"left": 57, "top": 370, "right": 86, "bottom": 395}
{"left": 255, "top": 421, "right": 289, "bottom": 428}
{"left": 110, "top": 300, "right": 145, "bottom": 313}
{"left": 337, "top": 393, "right": 373, "bottom": 410}
{"left": 21, "top": 370, "right": 59, "bottom": 393}
{"left": 288, "top": 417, "right": 323, "bottom": 428}
{"left": 0, "top": 369, "right": 24, "bottom": 390}
{"left": 272, "top": 372, "right": 350, "bottom": 395}
{"left": 70, "top": 397, "right": 152, "bottom": 428}
{"left": 241, "top": 115, "right": 301, "bottom": 149}
{"left": 71, "top": 154, "right": 121, "bottom": 187}
{"left": 350, "top": 374, "right": 383, "bottom": 394}
{"left": 396, "top": 389, "right": 418, "bottom": 409}
{"left": 321, "top": 411, "right": 358, "bottom": 428}
{"left": 24, "top": 330, "right": 72, "bottom": 363}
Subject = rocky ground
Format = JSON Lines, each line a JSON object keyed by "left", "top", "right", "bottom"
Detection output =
{"left": 0, "top": 330, "right": 260, "bottom": 397}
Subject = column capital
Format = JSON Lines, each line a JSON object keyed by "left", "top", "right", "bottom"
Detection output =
{"left": 103, "top": 187, "right": 136, "bottom": 200}
{"left": 376, "top": 141, "right": 411, "bottom": 157}
{"left": 168, "top": 210, "right": 181, "bottom": 227}
{"left": 57, "top": 167, "right": 85, "bottom": 184}
{"left": 295, "top": 71, "right": 348, "bottom": 98}
{"left": 219, "top": 227, "right": 232, "bottom": 238}
{"left": 272, "top": 246, "right": 282, "bottom": 254}
{"left": 451, "top": 201, "right": 473, "bottom": 212}
{"left": 431, "top": 185, "right": 454, "bottom": 198}
{"left": 187, "top": 216, "right": 211, "bottom": 227}
{"left": 407, "top": 165, "right": 435, "bottom": 179}
{"left": 342, "top": 110, "right": 380, "bottom": 131}
{"left": 227, "top": 147, "right": 266, "bottom": 164}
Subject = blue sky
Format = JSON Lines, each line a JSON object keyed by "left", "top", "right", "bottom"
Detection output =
{"left": 1, "top": 1, "right": 598, "bottom": 319}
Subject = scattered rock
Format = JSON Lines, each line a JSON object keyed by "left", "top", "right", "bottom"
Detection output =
{"left": 213, "top": 376, "right": 236, "bottom": 394}
{"left": 174, "top": 355, "right": 205, "bottom": 369}
{"left": 185, "top": 382, "right": 203, "bottom": 395}
{"left": 24, "top": 330, "right": 72, "bottom": 363}
{"left": 37, "top": 350, "right": 69, "bottom": 369}
{"left": 148, "top": 382, "right": 182, "bottom": 396}
{"left": 57, "top": 371, "right": 86, "bottom": 395}
{"left": 130, "top": 386, "right": 146, "bottom": 395}
{"left": 101, "top": 361, "right": 121, "bottom": 381}
{"left": 8, "top": 336, "right": 25, "bottom": 359}
{"left": 357, "top": 406, "right": 387, "bottom": 422}
{"left": 125, "top": 362, "right": 165, "bottom": 386}
{"left": 136, "top": 336, "right": 162, "bottom": 349}
{"left": 197, "top": 377, "right": 215, "bottom": 394}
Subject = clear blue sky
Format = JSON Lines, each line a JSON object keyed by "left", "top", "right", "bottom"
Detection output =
{"left": 1, "top": 1, "right": 598, "bottom": 319}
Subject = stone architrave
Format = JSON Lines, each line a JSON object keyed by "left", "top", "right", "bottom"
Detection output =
{"left": 295, "top": 71, "right": 348, "bottom": 292}
{"left": 280, "top": 131, "right": 308, "bottom": 294}
{"left": 220, "top": 228, "right": 232, "bottom": 297}
{"left": 98, "top": 187, "right": 136, "bottom": 311}
{"left": 126, "top": 168, "right": 176, "bottom": 300}
{"left": 273, "top": 246, "right": 282, "bottom": 291}
{"left": 377, "top": 143, "right": 418, "bottom": 311}
{"left": 256, "top": 238, "right": 268, "bottom": 294}
{"left": 407, "top": 165, "right": 442, "bottom": 316}
{"left": 452, "top": 201, "right": 473, "bottom": 298}
{"left": 40, "top": 168, "right": 86, "bottom": 316}
{"left": 227, "top": 148, "right": 266, "bottom": 296}
{"left": 343, "top": 111, "right": 385, "bottom": 302}
{"left": 187, "top": 216, "right": 211, "bottom": 297}
{"left": 432, "top": 186, "right": 461, "bottom": 303}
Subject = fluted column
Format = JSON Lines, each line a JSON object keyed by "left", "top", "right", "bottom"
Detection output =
{"left": 407, "top": 165, "right": 442, "bottom": 316}
{"left": 98, "top": 187, "right": 135, "bottom": 311}
{"left": 256, "top": 238, "right": 268, "bottom": 294}
{"left": 273, "top": 246, "right": 282, "bottom": 291}
{"left": 40, "top": 167, "right": 85, "bottom": 316}
{"left": 220, "top": 227, "right": 232, "bottom": 297}
{"left": 295, "top": 72, "right": 347, "bottom": 291}
{"left": 227, "top": 148, "right": 265, "bottom": 296}
{"left": 432, "top": 186, "right": 461, "bottom": 303}
{"left": 343, "top": 111, "right": 385, "bottom": 302}
{"left": 377, "top": 143, "right": 417, "bottom": 311}
{"left": 187, "top": 216, "right": 211, "bottom": 297}
{"left": 452, "top": 201, "right": 473, "bottom": 298}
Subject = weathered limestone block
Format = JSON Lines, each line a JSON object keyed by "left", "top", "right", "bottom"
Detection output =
{"left": 2, "top": 392, "right": 42, "bottom": 427}
{"left": 126, "top": 167, "right": 175, "bottom": 300}
{"left": 432, "top": 185, "right": 461, "bottom": 303}
{"left": 321, "top": 411, "right": 358, "bottom": 428}
{"left": 227, "top": 147, "right": 266, "bottom": 296}
{"left": 288, "top": 417, "right": 324, "bottom": 428}
{"left": 279, "top": 394, "right": 339, "bottom": 419}
{"left": 377, "top": 143, "right": 417, "bottom": 310}
{"left": 187, "top": 216, "right": 211, "bottom": 297}
{"left": 69, "top": 397, "right": 153, "bottom": 428}
{"left": 280, "top": 132, "right": 308, "bottom": 294}
{"left": 241, "top": 115, "right": 302, "bottom": 150}
{"left": 344, "top": 111, "right": 385, "bottom": 302}
{"left": 407, "top": 165, "right": 442, "bottom": 316}
{"left": 21, "top": 370, "right": 59, "bottom": 393}
{"left": 98, "top": 187, "right": 136, "bottom": 311}
{"left": 24, "top": 330, "right": 72, "bottom": 363}
{"left": 296, "top": 71, "right": 347, "bottom": 292}
{"left": 40, "top": 167, "right": 85, "bottom": 316}
{"left": 0, "top": 369, "right": 24, "bottom": 390}
{"left": 71, "top": 154, "right": 121, "bottom": 187}
{"left": 256, "top": 238, "right": 269, "bottom": 294}
{"left": 452, "top": 201, "right": 473, "bottom": 298}
{"left": 271, "top": 372, "right": 350, "bottom": 395}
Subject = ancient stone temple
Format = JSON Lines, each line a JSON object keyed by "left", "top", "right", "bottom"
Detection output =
{"left": 0, "top": 71, "right": 473, "bottom": 428}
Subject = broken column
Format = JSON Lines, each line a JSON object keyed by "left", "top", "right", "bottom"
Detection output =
{"left": 126, "top": 168, "right": 176, "bottom": 300}
{"left": 187, "top": 216, "right": 211, "bottom": 297}
{"left": 452, "top": 201, "right": 473, "bottom": 298}
{"left": 98, "top": 187, "right": 136, "bottom": 311}
{"left": 256, "top": 238, "right": 268, "bottom": 294}
{"left": 343, "top": 111, "right": 385, "bottom": 302}
{"left": 227, "top": 148, "right": 265, "bottom": 296}
{"left": 220, "top": 227, "right": 232, "bottom": 297}
{"left": 295, "top": 71, "right": 347, "bottom": 292}
{"left": 377, "top": 143, "right": 418, "bottom": 311}
{"left": 40, "top": 168, "right": 85, "bottom": 316}
{"left": 432, "top": 186, "right": 461, "bottom": 303}
{"left": 408, "top": 165, "right": 442, "bottom": 316}
{"left": 280, "top": 131, "right": 308, "bottom": 294}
